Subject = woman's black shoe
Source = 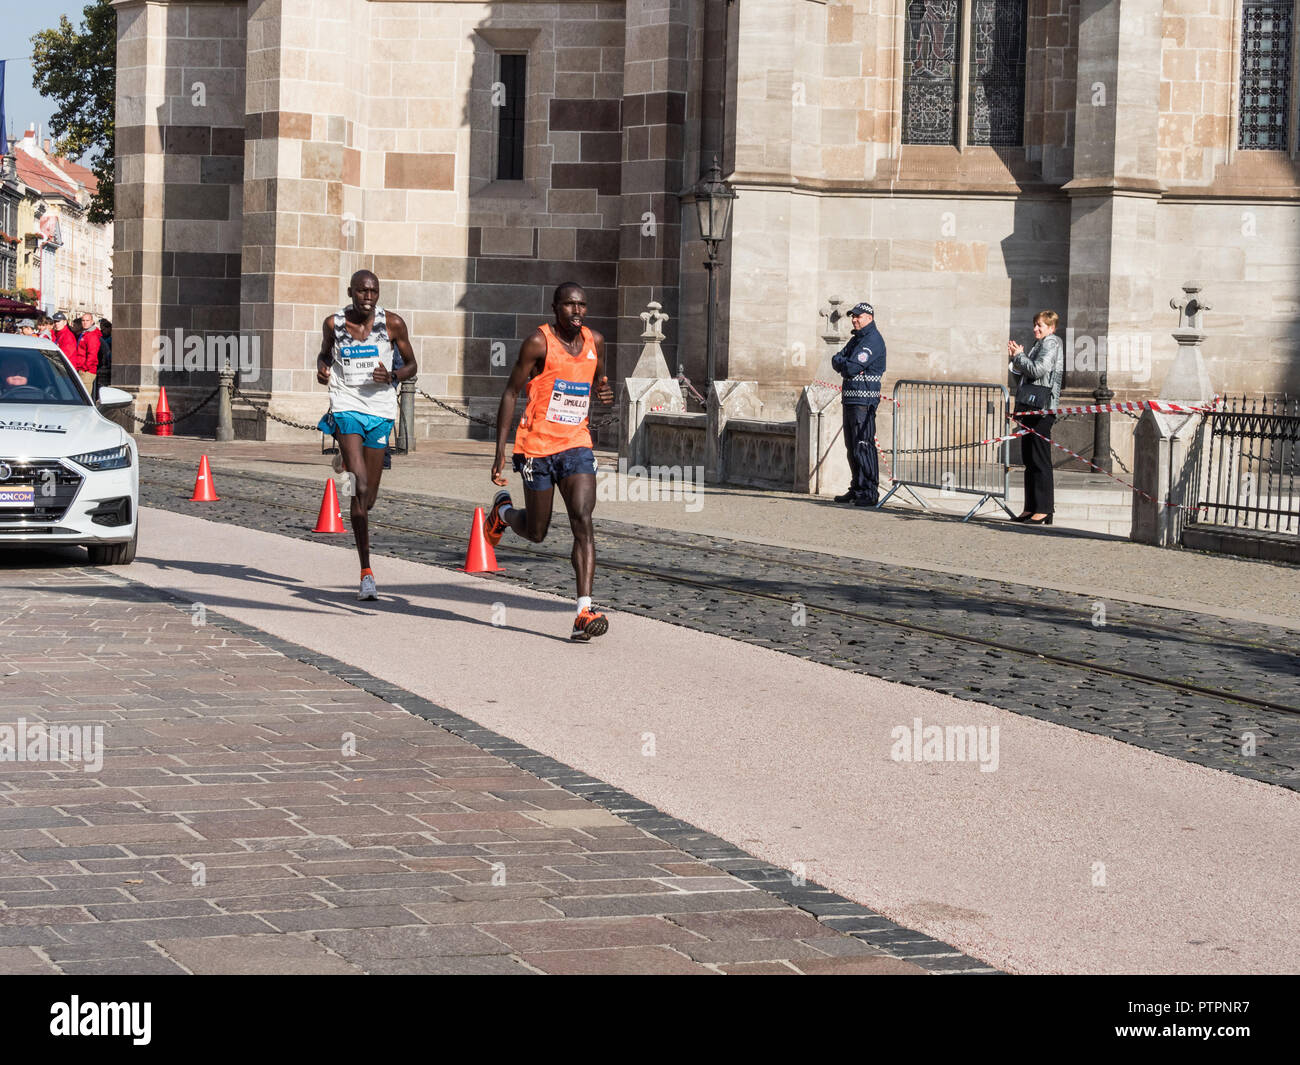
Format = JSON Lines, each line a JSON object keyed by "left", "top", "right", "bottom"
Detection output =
{"left": 834, "top": 491, "right": 854, "bottom": 503}
{"left": 1024, "top": 515, "right": 1053, "bottom": 525}
{"left": 1011, "top": 513, "right": 1032, "bottom": 522}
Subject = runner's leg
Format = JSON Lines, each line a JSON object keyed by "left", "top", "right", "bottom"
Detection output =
{"left": 338, "top": 433, "right": 373, "bottom": 571}
{"left": 557, "top": 472, "right": 596, "bottom": 599}
{"left": 361, "top": 442, "right": 385, "bottom": 511}
{"left": 505, "top": 485, "right": 554, "bottom": 543}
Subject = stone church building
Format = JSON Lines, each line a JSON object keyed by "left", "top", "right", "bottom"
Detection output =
{"left": 113, "top": 0, "right": 1300, "bottom": 463}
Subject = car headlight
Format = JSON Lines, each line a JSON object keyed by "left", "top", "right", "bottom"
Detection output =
{"left": 68, "top": 444, "right": 132, "bottom": 471}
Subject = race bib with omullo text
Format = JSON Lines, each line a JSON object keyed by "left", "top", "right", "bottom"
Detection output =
{"left": 545, "top": 379, "right": 590, "bottom": 424}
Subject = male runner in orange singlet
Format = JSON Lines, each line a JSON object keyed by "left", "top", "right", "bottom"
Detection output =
{"left": 485, "top": 282, "right": 614, "bottom": 640}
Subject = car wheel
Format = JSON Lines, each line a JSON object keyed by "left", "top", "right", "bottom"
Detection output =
{"left": 87, "top": 523, "right": 138, "bottom": 566}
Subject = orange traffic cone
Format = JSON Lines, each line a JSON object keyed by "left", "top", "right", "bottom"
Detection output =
{"left": 189, "top": 454, "right": 219, "bottom": 501}
{"left": 461, "top": 506, "right": 502, "bottom": 573}
{"left": 313, "top": 478, "right": 346, "bottom": 533}
{"left": 155, "top": 386, "right": 173, "bottom": 437}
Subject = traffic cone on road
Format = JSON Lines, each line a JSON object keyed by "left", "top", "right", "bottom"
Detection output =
{"left": 189, "top": 455, "right": 220, "bottom": 501}
{"left": 312, "top": 478, "right": 346, "bottom": 533}
{"left": 154, "top": 387, "right": 173, "bottom": 437}
{"left": 461, "top": 507, "right": 502, "bottom": 573}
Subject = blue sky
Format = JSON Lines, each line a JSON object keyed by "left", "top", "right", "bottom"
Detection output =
{"left": 1, "top": 0, "right": 94, "bottom": 148}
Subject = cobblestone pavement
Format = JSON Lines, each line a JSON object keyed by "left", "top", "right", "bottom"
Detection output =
{"left": 140, "top": 459, "right": 1300, "bottom": 790}
{"left": 0, "top": 568, "right": 988, "bottom": 975}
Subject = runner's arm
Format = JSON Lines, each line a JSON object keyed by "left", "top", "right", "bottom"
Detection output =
{"left": 491, "top": 331, "right": 547, "bottom": 484}
{"left": 591, "top": 331, "right": 613, "bottom": 405}
{"left": 316, "top": 319, "right": 334, "bottom": 384}
{"left": 375, "top": 313, "right": 418, "bottom": 385}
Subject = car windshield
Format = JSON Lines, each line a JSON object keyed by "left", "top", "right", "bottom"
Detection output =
{"left": 0, "top": 346, "right": 88, "bottom": 406}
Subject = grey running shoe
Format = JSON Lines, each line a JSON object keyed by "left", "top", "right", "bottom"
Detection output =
{"left": 358, "top": 573, "right": 378, "bottom": 601}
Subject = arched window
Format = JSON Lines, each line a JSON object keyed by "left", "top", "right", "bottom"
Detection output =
{"left": 902, "top": 0, "right": 1028, "bottom": 147}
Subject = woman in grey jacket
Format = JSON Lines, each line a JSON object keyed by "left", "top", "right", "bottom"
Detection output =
{"left": 1007, "top": 310, "right": 1065, "bottom": 525}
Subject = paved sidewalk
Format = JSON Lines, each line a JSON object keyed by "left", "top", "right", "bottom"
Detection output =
{"left": 137, "top": 436, "right": 1300, "bottom": 629}
{"left": 111, "top": 509, "right": 1300, "bottom": 975}
{"left": 136, "top": 458, "right": 1300, "bottom": 790}
{"left": 0, "top": 566, "right": 933, "bottom": 975}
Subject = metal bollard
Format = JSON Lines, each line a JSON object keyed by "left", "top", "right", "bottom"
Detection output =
{"left": 216, "top": 362, "right": 235, "bottom": 442}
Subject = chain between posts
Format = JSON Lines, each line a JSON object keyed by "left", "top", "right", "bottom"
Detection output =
{"left": 415, "top": 387, "right": 621, "bottom": 432}
{"left": 229, "top": 384, "right": 323, "bottom": 432}
{"left": 417, "top": 388, "right": 498, "bottom": 430}
{"left": 122, "top": 385, "right": 222, "bottom": 428}
{"left": 127, "top": 380, "right": 621, "bottom": 437}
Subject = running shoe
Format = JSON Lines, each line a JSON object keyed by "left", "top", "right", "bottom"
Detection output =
{"left": 570, "top": 606, "right": 609, "bottom": 642}
{"left": 485, "top": 490, "right": 512, "bottom": 547}
{"left": 358, "top": 571, "right": 378, "bottom": 601}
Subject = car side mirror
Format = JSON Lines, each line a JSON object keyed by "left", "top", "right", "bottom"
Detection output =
{"left": 97, "top": 386, "right": 133, "bottom": 410}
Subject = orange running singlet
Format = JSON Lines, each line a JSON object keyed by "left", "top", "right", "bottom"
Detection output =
{"left": 512, "top": 324, "right": 598, "bottom": 458}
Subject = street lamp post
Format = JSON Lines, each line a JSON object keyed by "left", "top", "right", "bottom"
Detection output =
{"left": 689, "top": 157, "right": 735, "bottom": 388}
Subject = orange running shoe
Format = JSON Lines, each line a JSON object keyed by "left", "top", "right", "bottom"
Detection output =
{"left": 485, "top": 490, "right": 511, "bottom": 547}
{"left": 571, "top": 606, "right": 609, "bottom": 642}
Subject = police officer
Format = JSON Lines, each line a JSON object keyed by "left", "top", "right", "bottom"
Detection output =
{"left": 831, "top": 301, "right": 886, "bottom": 506}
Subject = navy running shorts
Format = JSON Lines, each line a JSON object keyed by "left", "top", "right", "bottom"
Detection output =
{"left": 512, "top": 447, "right": 597, "bottom": 492}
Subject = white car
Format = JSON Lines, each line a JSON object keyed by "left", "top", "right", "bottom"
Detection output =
{"left": 0, "top": 335, "right": 138, "bottom": 565}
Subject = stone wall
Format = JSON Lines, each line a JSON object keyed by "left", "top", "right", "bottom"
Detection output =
{"left": 1155, "top": 202, "right": 1300, "bottom": 397}
{"left": 724, "top": 0, "right": 1078, "bottom": 424}
{"left": 723, "top": 418, "right": 797, "bottom": 489}
{"left": 113, "top": 0, "right": 247, "bottom": 409}
{"left": 115, "top": 0, "right": 1300, "bottom": 451}
{"left": 718, "top": 0, "right": 1299, "bottom": 473}
{"left": 644, "top": 411, "right": 707, "bottom": 468}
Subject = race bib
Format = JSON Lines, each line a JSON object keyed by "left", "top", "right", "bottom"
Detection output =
{"left": 338, "top": 343, "right": 381, "bottom": 387}
{"left": 545, "top": 379, "right": 590, "bottom": 424}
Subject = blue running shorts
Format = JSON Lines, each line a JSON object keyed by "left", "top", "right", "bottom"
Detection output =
{"left": 319, "top": 410, "right": 395, "bottom": 449}
{"left": 512, "top": 447, "right": 598, "bottom": 492}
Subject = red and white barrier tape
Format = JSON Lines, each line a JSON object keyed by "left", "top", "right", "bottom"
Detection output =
{"left": 873, "top": 436, "right": 896, "bottom": 483}
{"left": 1016, "top": 423, "right": 1208, "bottom": 513}
{"left": 812, "top": 379, "right": 901, "bottom": 407}
{"left": 1010, "top": 395, "right": 1222, "bottom": 419}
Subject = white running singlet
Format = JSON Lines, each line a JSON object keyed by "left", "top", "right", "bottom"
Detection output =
{"left": 328, "top": 305, "right": 398, "bottom": 421}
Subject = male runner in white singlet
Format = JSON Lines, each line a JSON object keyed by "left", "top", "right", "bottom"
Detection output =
{"left": 316, "top": 270, "right": 417, "bottom": 600}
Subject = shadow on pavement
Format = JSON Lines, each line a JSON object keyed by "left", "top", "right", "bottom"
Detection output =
{"left": 30, "top": 556, "right": 578, "bottom": 645}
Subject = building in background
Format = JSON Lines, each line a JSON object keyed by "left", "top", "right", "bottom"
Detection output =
{"left": 113, "top": 0, "right": 1300, "bottom": 464}
{"left": 10, "top": 128, "right": 113, "bottom": 319}
{"left": 0, "top": 154, "right": 22, "bottom": 293}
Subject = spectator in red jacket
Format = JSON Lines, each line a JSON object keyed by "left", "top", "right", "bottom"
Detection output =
{"left": 51, "top": 310, "right": 78, "bottom": 357}
{"left": 71, "top": 312, "right": 101, "bottom": 398}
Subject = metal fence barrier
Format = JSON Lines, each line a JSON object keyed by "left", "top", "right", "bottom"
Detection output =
{"left": 1186, "top": 394, "right": 1299, "bottom": 537}
{"left": 878, "top": 379, "right": 1015, "bottom": 521}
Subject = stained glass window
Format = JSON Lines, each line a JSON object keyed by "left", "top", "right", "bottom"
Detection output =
{"left": 903, "top": 0, "right": 962, "bottom": 145}
{"left": 1239, "top": 1, "right": 1292, "bottom": 150}
{"left": 967, "top": 0, "right": 1026, "bottom": 146}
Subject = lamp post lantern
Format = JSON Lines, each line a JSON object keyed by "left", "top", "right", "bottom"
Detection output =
{"left": 689, "top": 157, "right": 735, "bottom": 388}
